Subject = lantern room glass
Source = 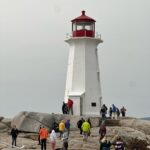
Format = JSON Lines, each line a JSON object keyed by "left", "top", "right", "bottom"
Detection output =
{"left": 72, "top": 22, "right": 95, "bottom": 32}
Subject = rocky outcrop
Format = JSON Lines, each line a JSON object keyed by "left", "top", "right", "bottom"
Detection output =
{"left": 1, "top": 112, "right": 150, "bottom": 149}
{"left": 110, "top": 126, "right": 149, "bottom": 150}
{"left": 119, "top": 118, "right": 150, "bottom": 135}
{"left": 11, "top": 111, "right": 101, "bottom": 133}
{"left": 11, "top": 111, "right": 56, "bottom": 133}
{"left": 0, "top": 117, "right": 11, "bottom": 133}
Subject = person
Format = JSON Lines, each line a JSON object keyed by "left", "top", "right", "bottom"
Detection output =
{"left": 62, "top": 102, "right": 68, "bottom": 114}
{"left": 62, "top": 129, "right": 69, "bottom": 150}
{"left": 116, "top": 108, "right": 120, "bottom": 117}
{"left": 59, "top": 120, "right": 65, "bottom": 139}
{"left": 100, "top": 136, "right": 111, "bottom": 150}
{"left": 87, "top": 118, "right": 91, "bottom": 136}
{"left": 67, "top": 99, "right": 73, "bottom": 115}
{"left": 50, "top": 129, "right": 57, "bottom": 150}
{"left": 120, "top": 106, "right": 126, "bottom": 117}
{"left": 87, "top": 118, "right": 91, "bottom": 127}
{"left": 65, "top": 119, "right": 70, "bottom": 136}
{"left": 112, "top": 104, "right": 117, "bottom": 120}
{"left": 115, "top": 136, "right": 124, "bottom": 150}
{"left": 39, "top": 126, "right": 49, "bottom": 150}
{"left": 100, "top": 104, "right": 107, "bottom": 120}
{"left": 38, "top": 125, "right": 42, "bottom": 145}
{"left": 103, "top": 104, "right": 108, "bottom": 114}
{"left": 99, "top": 121, "right": 106, "bottom": 140}
{"left": 53, "top": 121, "right": 59, "bottom": 132}
{"left": 81, "top": 119, "right": 90, "bottom": 142}
{"left": 109, "top": 107, "right": 112, "bottom": 118}
{"left": 10, "top": 125, "right": 19, "bottom": 148}
{"left": 77, "top": 118, "right": 85, "bottom": 135}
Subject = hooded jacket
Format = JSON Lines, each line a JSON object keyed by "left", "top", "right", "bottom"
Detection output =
{"left": 81, "top": 121, "right": 90, "bottom": 132}
{"left": 50, "top": 130, "right": 57, "bottom": 142}
{"left": 40, "top": 127, "right": 49, "bottom": 140}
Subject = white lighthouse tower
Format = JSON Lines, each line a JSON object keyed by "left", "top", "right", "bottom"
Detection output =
{"left": 64, "top": 11, "right": 103, "bottom": 116}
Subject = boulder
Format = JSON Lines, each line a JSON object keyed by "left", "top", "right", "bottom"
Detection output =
{"left": 147, "top": 145, "right": 150, "bottom": 150}
{"left": 11, "top": 111, "right": 55, "bottom": 133}
{"left": 119, "top": 119, "right": 150, "bottom": 135}
{"left": 11, "top": 111, "right": 101, "bottom": 133}
{"left": 1, "top": 118, "right": 12, "bottom": 128}
{"left": 111, "top": 126, "right": 148, "bottom": 150}
{"left": 0, "top": 117, "right": 11, "bottom": 133}
{"left": 0, "top": 123, "right": 9, "bottom": 133}
{"left": 0, "top": 116, "right": 4, "bottom": 121}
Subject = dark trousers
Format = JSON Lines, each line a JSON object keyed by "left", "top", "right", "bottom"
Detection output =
{"left": 80, "top": 128, "right": 82, "bottom": 135}
{"left": 68, "top": 107, "right": 73, "bottom": 115}
{"left": 60, "top": 131, "right": 64, "bottom": 139}
{"left": 63, "top": 141, "right": 68, "bottom": 150}
{"left": 122, "top": 112, "right": 125, "bottom": 117}
{"left": 41, "top": 139, "right": 47, "bottom": 150}
{"left": 12, "top": 136, "right": 17, "bottom": 146}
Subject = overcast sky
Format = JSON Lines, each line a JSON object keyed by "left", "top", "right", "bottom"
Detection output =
{"left": 0, "top": 0, "right": 150, "bottom": 118}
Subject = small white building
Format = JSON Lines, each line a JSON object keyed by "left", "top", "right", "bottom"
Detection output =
{"left": 64, "top": 11, "right": 103, "bottom": 116}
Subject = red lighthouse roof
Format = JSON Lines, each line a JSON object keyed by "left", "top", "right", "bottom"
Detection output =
{"left": 71, "top": 11, "right": 96, "bottom": 23}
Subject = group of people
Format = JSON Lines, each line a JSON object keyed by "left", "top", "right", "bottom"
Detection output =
{"left": 10, "top": 124, "right": 68, "bottom": 150}
{"left": 76, "top": 117, "right": 124, "bottom": 149}
{"left": 99, "top": 121, "right": 124, "bottom": 150}
{"left": 11, "top": 117, "right": 125, "bottom": 150}
{"left": 62, "top": 99, "right": 74, "bottom": 115}
{"left": 100, "top": 135, "right": 124, "bottom": 150}
{"left": 100, "top": 104, "right": 127, "bottom": 120}
{"left": 37, "top": 121, "right": 70, "bottom": 150}
{"left": 10, "top": 102, "right": 126, "bottom": 150}
{"left": 38, "top": 119, "right": 70, "bottom": 150}
{"left": 58, "top": 119, "right": 71, "bottom": 150}
{"left": 77, "top": 118, "right": 91, "bottom": 141}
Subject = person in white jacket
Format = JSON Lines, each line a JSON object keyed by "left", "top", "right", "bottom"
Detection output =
{"left": 50, "top": 130, "right": 57, "bottom": 150}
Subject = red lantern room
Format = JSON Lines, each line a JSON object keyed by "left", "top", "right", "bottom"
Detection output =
{"left": 71, "top": 11, "right": 96, "bottom": 38}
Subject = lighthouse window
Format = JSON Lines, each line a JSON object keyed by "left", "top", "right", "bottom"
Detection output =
{"left": 77, "top": 25, "right": 84, "bottom": 30}
{"left": 91, "top": 102, "right": 96, "bottom": 107}
{"left": 85, "top": 25, "right": 91, "bottom": 30}
{"left": 73, "top": 23, "right": 76, "bottom": 31}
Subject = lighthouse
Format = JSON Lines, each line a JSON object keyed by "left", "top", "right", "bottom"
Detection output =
{"left": 64, "top": 11, "right": 103, "bottom": 116}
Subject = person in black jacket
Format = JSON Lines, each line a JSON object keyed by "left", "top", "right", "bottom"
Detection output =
{"left": 62, "top": 102, "right": 68, "bottom": 114}
{"left": 100, "top": 136, "right": 111, "bottom": 150}
{"left": 38, "top": 125, "right": 41, "bottom": 145}
{"left": 77, "top": 118, "right": 85, "bottom": 135}
{"left": 11, "top": 125, "right": 19, "bottom": 148}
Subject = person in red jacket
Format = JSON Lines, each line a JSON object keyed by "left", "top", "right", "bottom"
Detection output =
{"left": 67, "top": 99, "right": 74, "bottom": 115}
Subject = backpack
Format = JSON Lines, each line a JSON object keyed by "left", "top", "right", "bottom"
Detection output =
{"left": 112, "top": 106, "right": 116, "bottom": 112}
{"left": 77, "top": 120, "right": 82, "bottom": 128}
{"left": 101, "top": 108, "right": 106, "bottom": 113}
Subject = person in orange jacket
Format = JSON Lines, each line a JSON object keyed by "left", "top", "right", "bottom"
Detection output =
{"left": 39, "top": 126, "right": 49, "bottom": 150}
